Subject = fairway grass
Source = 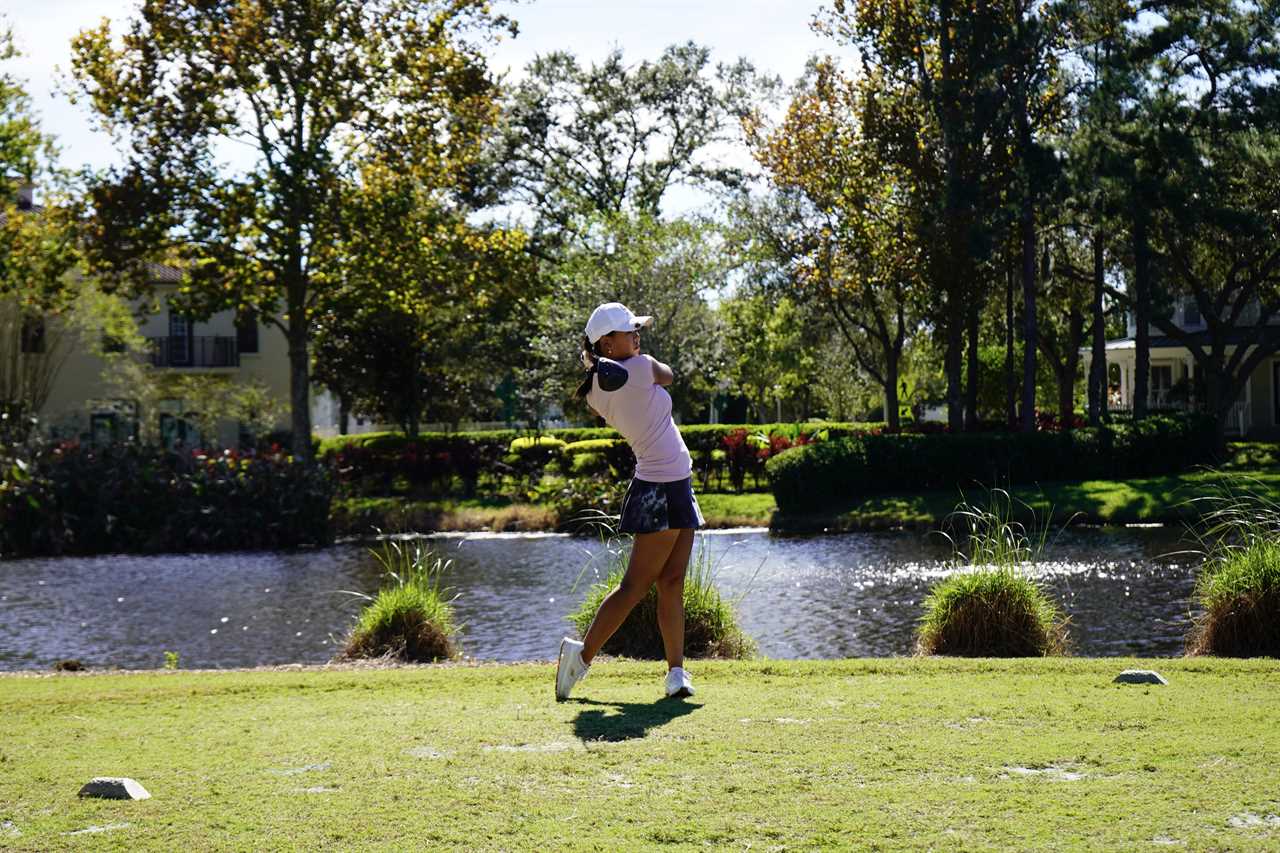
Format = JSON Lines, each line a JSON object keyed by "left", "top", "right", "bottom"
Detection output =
{"left": 3, "top": 659, "right": 1280, "bottom": 850}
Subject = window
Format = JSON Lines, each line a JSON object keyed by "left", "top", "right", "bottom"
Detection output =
{"left": 1184, "top": 298, "right": 1201, "bottom": 326}
{"left": 20, "top": 317, "right": 45, "bottom": 354}
{"left": 236, "top": 312, "right": 259, "bottom": 354}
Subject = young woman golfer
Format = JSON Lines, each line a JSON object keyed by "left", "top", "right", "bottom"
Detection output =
{"left": 555, "top": 302, "right": 704, "bottom": 701}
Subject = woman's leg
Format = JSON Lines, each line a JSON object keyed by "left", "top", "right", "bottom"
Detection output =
{"left": 655, "top": 527, "right": 695, "bottom": 670}
{"left": 580, "top": 528, "right": 680, "bottom": 665}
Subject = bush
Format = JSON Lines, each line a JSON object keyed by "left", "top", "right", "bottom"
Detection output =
{"left": 341, "top": 539, "right": 458, "bottom": 662}
{"left": 1186, "top": 480, "right": 1280, "bottom": 657}
{"left": 0, "top": 440, "right": 334, "bottom": 558}
{"left": 916, "top": 493, "right": 1069, "bottom": 657}
{"left": 768, "top": 414, "right": 1221, "bottom": 513}
{"left": 568, "top": 534, "right": 755, "bottom": 659}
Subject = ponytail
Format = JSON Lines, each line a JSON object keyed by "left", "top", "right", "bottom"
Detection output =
{"left": 575, "top": 335, "right": 603, "bottom": 398}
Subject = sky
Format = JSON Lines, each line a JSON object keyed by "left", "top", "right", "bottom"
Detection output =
{"left": 4, "top": 0, "right": 839, "bottom": 177}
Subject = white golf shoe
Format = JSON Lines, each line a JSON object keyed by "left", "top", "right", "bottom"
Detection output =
{"left": 664, "top": 666, "right": 694, "bottom": 698}
{"left": 555, "top": 638, "right": 589, "bottom": 701}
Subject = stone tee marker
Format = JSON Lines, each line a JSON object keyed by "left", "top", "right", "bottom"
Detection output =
{"left": 77, "top": 777, "right": 151, "bottom": 800}
{"left": 1113, "top": 670, "right": 1168, "bottom": 685}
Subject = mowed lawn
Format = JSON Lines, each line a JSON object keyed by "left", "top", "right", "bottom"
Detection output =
{"left": 3, "top": 659, "right": 1280, "bottom": 850}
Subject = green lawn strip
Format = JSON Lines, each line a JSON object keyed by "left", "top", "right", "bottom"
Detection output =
{"left": 776, "top": 469, "right": 1280, "bottom": 533}
{"left": 331, "top": 467, "right": 1280, "bottom": 536}
{"left": 2, "top": 659, "right": 1279, "bottom": 850}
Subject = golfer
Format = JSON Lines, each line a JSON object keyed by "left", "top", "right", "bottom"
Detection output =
{"left": 555, "top": 302, "right": 703, "bottom": 701}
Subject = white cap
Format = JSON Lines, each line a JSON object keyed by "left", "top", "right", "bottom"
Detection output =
{"left": 584, "top": 302, "right": 653, "bottom": 344}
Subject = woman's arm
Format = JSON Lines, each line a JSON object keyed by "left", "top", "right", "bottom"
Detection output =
{"left": 650, "top": 357, "right": 674, "bottom": 386}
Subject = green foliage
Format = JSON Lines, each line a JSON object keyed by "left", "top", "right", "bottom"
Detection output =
{"left": 568, "top": 534, "right": 755, "bottom": 660}
{"left": 0, "top": 439, "right": 334, "bottom": 558}
{"left": 163, "top": 651, "right": 180, "bottom": 671}
{"left": 509, "top": 436, "right": 567, "bottom": 453}
{"left": 768, "top": 415, "right": 1221, "bottom": 514}
{"left": 342, "top": 540, "right": 458, "bottom": 663}
{"left": 1187, "top": 478, "right": 1280, "bottom": 657}
{"left": 69, "top": 0, "right": 516, "bottom": 458}
{"left": 917, "top": 493, "right": 1068, "bottom": 657}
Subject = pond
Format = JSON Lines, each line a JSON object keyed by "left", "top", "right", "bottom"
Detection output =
{"left": 0, "top": 527, "right": 1201, "bottom": 671}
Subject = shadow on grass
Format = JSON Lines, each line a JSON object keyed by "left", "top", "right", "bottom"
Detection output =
{"left": 570, "top": 697, "right": 701, "bottom": 742}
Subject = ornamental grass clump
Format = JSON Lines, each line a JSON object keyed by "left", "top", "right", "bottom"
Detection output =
{"left": 569, "top": 533, "right": 755, "bottom": 660}
{"left": 1186, "top": 479, "right": 1280, "bottom": 657}
{"left": 916, "top": 492, "right": 1069, "bottom": 657}
{"left": 341, "top": 538, "right": 459, "bottom": 663}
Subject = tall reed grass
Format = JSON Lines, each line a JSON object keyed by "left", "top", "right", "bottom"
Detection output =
{"left": 340, "top": 538, "right": 459, "bottom": 662}
{"left": 569, "top": 532, "right": 756, "bottom": 660}
{"left": 1186, "top": 477, "right": 1280, "bottom": 657}
{"left": 916, "top": 491, "right": 1069, "bottom": 657}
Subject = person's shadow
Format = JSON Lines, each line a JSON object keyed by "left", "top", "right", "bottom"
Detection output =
{"left": 570, "top": 697, "right": 701, "bottom": 742}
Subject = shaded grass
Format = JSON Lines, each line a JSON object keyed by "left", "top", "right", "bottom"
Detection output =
{"left": 568, "top": 534, "right": 755, "bottom": 660}
{"left": 3, "top": 659, "right": 1280, "bottom": 850}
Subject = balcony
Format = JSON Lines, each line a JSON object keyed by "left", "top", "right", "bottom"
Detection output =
{"left": 148, "top": 336, "right": 239, "bottom": 368}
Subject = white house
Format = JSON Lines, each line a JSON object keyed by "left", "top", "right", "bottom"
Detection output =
{"left": 1082, "top": 296, "right": 1280, "bottom": 437}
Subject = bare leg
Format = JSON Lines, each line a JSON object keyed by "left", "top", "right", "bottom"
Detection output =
{"left": 580, "top": 529, "right": 680, "bottom": 665}
{"left": 655, "top": 527, "right": 695, "bottom": 670}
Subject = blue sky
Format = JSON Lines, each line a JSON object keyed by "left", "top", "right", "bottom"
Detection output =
{"left": 6, "top": 1, "right": 836, "bottom": 175}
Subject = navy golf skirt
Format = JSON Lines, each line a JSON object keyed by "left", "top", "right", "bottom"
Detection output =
{"left": 619, "top": 476, "right": 705, "bottom": 534}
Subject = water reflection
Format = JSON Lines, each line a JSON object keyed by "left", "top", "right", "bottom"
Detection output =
{"left": 0, "top": 527, "right": 1200, "bottom": 670}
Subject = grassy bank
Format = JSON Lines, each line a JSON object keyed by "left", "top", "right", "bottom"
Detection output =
{"left": 332, "top": 468, "right": 1280, "bottom": 536}
{"left": 2, "top": 660, "right": 1279, "bottom": 850}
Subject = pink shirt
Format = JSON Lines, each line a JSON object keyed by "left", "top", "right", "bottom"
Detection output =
{"left": 586, "top": 354, "right": 693, "bottom": 483}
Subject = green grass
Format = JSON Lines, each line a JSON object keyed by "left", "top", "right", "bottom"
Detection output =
{"left": 3, "top": 660, "right": 1280, "bottom": 850}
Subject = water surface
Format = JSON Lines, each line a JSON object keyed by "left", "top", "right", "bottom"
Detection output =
{"left": 0, "top": 527, "right": 1200, "bottom": 670}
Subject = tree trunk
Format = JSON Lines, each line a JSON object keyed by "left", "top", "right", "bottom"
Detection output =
{"left": 286, "top": 303, "right": 313, "bottom": 462}
{"left": 1020, "top": 192, "right": 1037, "bottom": 432}
{"left": 1005, "top": 259, "right": 1017, "bottom": 428}
{"left": 1132, "top": 210, "right": 1151, "bottom": 419}
{"left": 1088, "top": 227, "right": 1108, "bottom": 425}
{"left": 945, "top": 316, "right": 964, "bottom": 432}
{"left": 339, "top": 395, "right": 350, "bottom": 436}
{"left": 1060, "top": 309, "right": 1085, "bottom": 429}
{"left": 965, "top": 303, "right": 980, "bottom": 430}
{"left": 885, "top": 350, "right": 901, "bottom": 432}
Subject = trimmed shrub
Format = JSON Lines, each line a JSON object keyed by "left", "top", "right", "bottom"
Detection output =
{"left": 341, "top": 539, "right": 458, "bottom": 662}
{"left": 568, "top": 534, "right": 755, "bottom": 659}
{"left": 916, "top": 493, "right": 1069, "bottom": 657}
{"left": 768, "top": 414, "right": 1220, "bottom": 513}
{"left": 1187, "top": 481, "right": 1280, "bottom": 657}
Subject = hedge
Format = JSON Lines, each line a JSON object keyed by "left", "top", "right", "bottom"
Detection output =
{"left": 0, "top": 441, "right": 334, "bottom": 558}
{"left": 322, "top": 423, "right": 879, "bottom": 497}
{"left": 766, "top": 414, "right": 1222, "bottom": 514}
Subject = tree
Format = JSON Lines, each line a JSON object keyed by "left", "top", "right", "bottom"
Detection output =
{"left": 0, "top": 26, "right": 81, "bottom": 434}
{"left": 498, "top": 43, "right": 770, "bottom": 250}
{"left": 311, "top": 166, "right": 536, "bottom": 435}
{"left": 746, "top": 61, "right": 923, "bottom": 431}
{"left": 820, "top": 1, "right": 1015, "bottom": 431}
{"left": 1089, "top": 2, "right": 1280, "bottom": 438}
{"left": 69, "top": 0, "right": 514, "bottom": 459}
